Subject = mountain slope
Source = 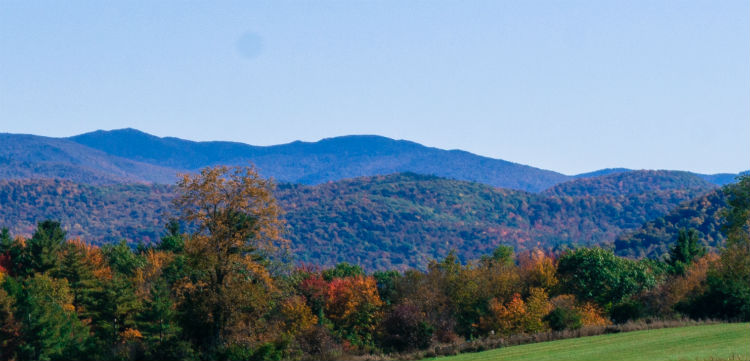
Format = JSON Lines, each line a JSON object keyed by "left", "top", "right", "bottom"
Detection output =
{"left": 0, "top": 133, "right": 179, "bottom": 184}
{"left": 614, "top": 189, "right": 727, "bottom": 258}
{"left": 0, "top": 171, "right": 717, "bottom": 270}
{"left": 543, "top": 170, "right": 716, "bottom": 197}
{"left": 0, "top": 178, "right": 174, "bottom": 243}
{"left": 279, "top": 171, "right": 716, "bottom": 268}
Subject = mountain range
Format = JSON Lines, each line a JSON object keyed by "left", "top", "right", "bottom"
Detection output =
{"left": 0, "top": 128, "right": 741, "bottom": 192}
{"left": 0, "top": 128, "right": 742, "bottom": 269}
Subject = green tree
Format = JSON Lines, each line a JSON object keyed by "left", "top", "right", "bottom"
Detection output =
{"left": 696, "top": 176, "right": 750, "bottom": 320}
{"left": 102, "top": 240, "right": 144, "bottom": 276}
{"left": 322, "top": 262, "right": 364, "bottom": 281}
{"left": 0, "top": 228, "right": 12, "bottom": 254}
{"left": 157, "top": 220, "right": 184, "bottom": 253}
{"left": 484, "top": 245, "right": 514, "bottom": 267}
{"left": 557, "top": 247, "right": 656, "bottom": 310}
{"left": 372, "top": 270, "right": 400, "bottom": 306}
{"left": 89, "top": 275, "right": 141, "bottom": 348}
{"left": 23, "top": 220, "right": 66, "bottom": 276}
{"left": 137, "top": 280, "right": 181, "bottom": 348}
{"left": 55, "top": 241, "right": 109, "bottom": 322}
{"left": 666, "top": 228, "right": 706, "bottom": 275}
{"left": 14, "top": 274, "right": 89, "bottom": 361}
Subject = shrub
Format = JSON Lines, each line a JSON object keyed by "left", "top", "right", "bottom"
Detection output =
{"left": 296, "top": 325, "right": 342, "bottom": 361}
{"left": 378, "top": 302, "right": 433, "bottom": 352}
{"left": 544, "top": 307, "right": 582, "bottom": 331}
{"left": 218, "top": 342, "right": 284, "bottom": 361}
{"left": 611, "top": 301, "right": 643, "bottom": 324}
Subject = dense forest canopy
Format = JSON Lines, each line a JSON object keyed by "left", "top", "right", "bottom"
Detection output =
{"left": 0, "top": 167, "right": 747, "bottom": 361}
{"left": 0, "top": 170, "right": 724, "bottom": 270}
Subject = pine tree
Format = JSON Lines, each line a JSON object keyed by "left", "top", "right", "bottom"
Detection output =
{"left": 15, "top": 274, "right": 89, "bottom": 361}
{"left": 22, "top": 221, "right": 67, "bottom": 276}
{"left": 666, "top": 228, "right": 706, "bottom": 275}
{"left": 0, "top": 228, "right": 12, "bottom": 254}
{"left": 138, "top": 280, "right": 180, "bottom": 346}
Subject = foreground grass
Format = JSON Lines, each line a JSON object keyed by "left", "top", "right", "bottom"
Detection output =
{"left": 423, "top": 323, "right": 750, "bottom": 361}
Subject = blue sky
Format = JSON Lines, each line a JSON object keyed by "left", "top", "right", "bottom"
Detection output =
{"left": 1, "top": 1, "right": 747, "bottom": 175}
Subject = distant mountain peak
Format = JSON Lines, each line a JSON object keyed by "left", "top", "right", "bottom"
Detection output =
{"left": 0, "top": 129, "right": 742, "bottom": 192}
{"left": 66, "top": 129, "right": 570, "bottom": 191}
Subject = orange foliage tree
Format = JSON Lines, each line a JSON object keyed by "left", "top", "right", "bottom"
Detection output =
{"left": 325, "top": 275, "right": 383, "bottom": 345}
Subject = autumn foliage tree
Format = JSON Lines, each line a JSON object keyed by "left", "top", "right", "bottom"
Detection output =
{"left": 172, "top": 165, "right": 285, "bottom": 351}
{"left": 325, "top": 275, "right": 383, "bottom": 346}
{"left": 1, "top": 168, "right": 749, "bottom": 360}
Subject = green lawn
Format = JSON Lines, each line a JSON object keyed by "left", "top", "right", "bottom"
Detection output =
{"left": 424, "top": 323, "right": 750, "bottom": 361}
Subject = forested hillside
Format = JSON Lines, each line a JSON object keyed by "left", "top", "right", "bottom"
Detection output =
{"left": 279, "top": 171, "right": 716, "bottom": 268}
{"left": 614, "top": 189, "right": 727, "bottom": 258}
{"left": 0, "top": 179, "right": 174, "bottom": 243}
{"left": 0, "top": 171, "right": 719, "bottom": 269}
{"left": 0, "top": 133, "right": 178, "bottom": 184}
{"left": 542, "top": 170, "right": 715, "bottom": 197}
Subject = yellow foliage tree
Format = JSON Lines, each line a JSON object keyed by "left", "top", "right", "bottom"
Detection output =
{"left": 279, "top": 295, "right": 318, "bottom": 335}
{"left": 577, "top": 302, "right": 609, "bottom": 327}
{"left": 519, "top": 249, "right": 558, "bottom": 292}
{"left": 523, "top": 287, "right": 552, "bottom": 333}
{"left": 134, "top": 249, "right": 173, "bottom": 299}
{"left": 173, "top": 165, "right": 285, "bottom": 349}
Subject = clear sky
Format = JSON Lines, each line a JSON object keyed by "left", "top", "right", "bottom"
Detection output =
{"left": 1, "top": 1, "right": 748, "bottom": 175}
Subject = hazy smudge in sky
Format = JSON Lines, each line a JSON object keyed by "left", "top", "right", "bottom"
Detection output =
{"left": 236, "top": 32, "right": 263, "bottom": 59}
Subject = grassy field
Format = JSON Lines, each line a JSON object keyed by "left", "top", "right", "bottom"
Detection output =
{"left": 424, "top": 323, "right": 750, "bottom": 361}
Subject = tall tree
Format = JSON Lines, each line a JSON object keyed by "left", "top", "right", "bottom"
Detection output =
{"left": 23, "top": 220, "right": 67, "bottom": 276}
{"left": 0, "top": 228, "right": 11, "bottom": 255}
{"left": 14, "top": 274, "right": 89, "bottom": 361}
{"left": 55, "top": 240, "right": 111, "bottom": 324}
{"left": 173, "top": 165, "right": 284, "bottom": 350}
{"left": 666, "top": 228, "right": 706, "bottom": 275}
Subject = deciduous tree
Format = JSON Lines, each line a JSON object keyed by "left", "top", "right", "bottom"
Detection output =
{"left": 173, "top": 165, "right": 284, "bottom": 349}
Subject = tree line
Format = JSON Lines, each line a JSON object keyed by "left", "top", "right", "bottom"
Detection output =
{"left": 0, "top": 166, "right": 747, "bottom": 361}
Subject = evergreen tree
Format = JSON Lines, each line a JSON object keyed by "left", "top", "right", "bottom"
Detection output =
{"left": 89, "top": 275, "right": 141, "bottom": 348}
{"left": 666, "top": 228, "right": 706, "bottom": 275}
{"left": 23, "top": 220, "right": 67, "bottom": 276}
{"left": 102, "top": 240, "right": 144, "bottom": 277}
{"left": 138, "top": 280, "right": 180, "bottom": 346}
{"left": 157, "top": 220, "right": 184, "bottom": 253}
{"left": 0, "top": 228, "right": 12, "bottom": 254}
{"left": 14, "top": 274, "right": 89, "bottom": 361}
{"left": 55, "top": 241, "right": 109, "bottom": 323}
